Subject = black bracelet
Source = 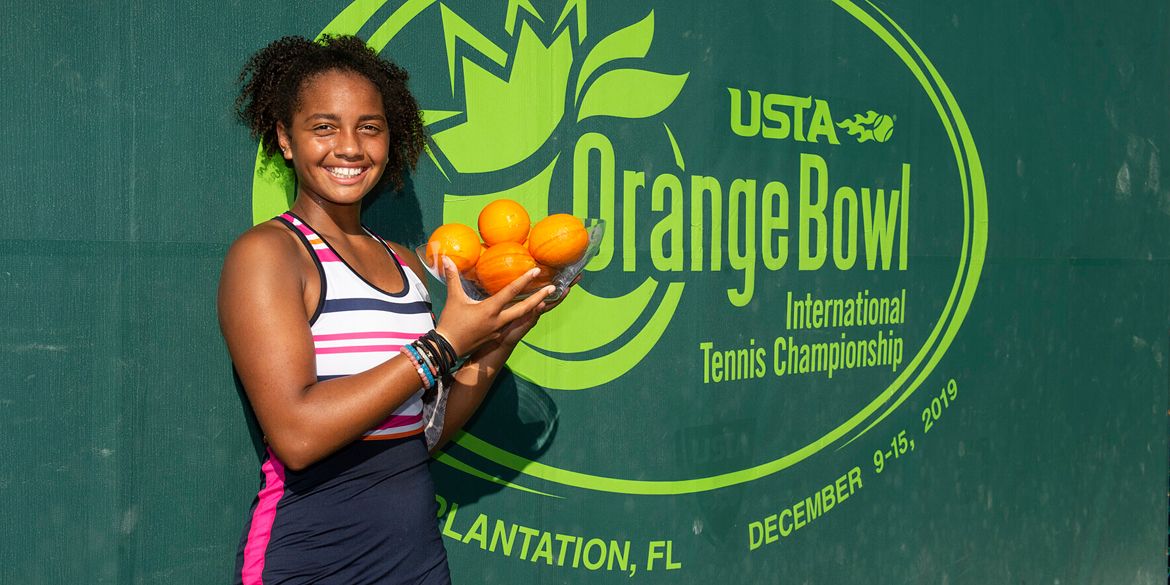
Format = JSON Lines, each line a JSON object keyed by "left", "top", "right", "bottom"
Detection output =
{"left": 427, "top": 329, "right": 460, "bottom": 366}
{"left": 419, "top": 332, "right": 447, "bottom": 368}
{"left": 427, "top": 335, "right": 455, "bottom": 375}
{"left": 435, "top": 337, "right": 456, "bottom": 370}
{"left": 431, "top": 344, "right": 455, "bottom": 380}
{"left": 415, "top": 337, "right": 447, "bottom": 378}
{"left": 412, "top": 339, "right": 440, "bottom": 379}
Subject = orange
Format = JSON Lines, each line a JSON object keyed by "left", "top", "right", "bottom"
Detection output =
{"left": 528, "top": 214, "right": 589, "bottom": 268}
{"left": 477, "top": 199, "right": 531, "bottom": 246}
{"left": 425, "top": 223, "right": 483, "bottom": 273}
{"left": 475, "top": 242, "right": 537, "bottom": 295}
{"left": 524, "top": 263, "right": 557, "bottom": 293}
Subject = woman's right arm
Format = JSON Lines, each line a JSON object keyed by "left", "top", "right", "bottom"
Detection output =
{"left": 218, "top": 227, "right": 548, "bottom": 470}
{"left": 217, "top": 225, "right": 425, "bottom": 470}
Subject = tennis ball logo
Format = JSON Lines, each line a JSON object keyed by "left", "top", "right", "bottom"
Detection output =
{"left": 837, "top": 109, "right": 896, "bottom": 143}
{"left": 872, "top": 114, "right": 894, "bottom": 142}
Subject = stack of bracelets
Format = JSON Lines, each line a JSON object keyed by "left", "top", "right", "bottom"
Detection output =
{"left": 400, "top": 329, "right": 460, "bottom": 391}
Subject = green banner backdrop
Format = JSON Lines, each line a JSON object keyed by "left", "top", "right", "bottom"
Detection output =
{"left": 2, "top": 1, "right": 1167, "bottom": 583}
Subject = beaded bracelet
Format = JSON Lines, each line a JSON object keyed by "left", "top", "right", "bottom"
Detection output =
{"left": 416, "top": 341, "right": 442, "bottom": 383}
{"left": 418, "top": 334, "right": 454, "bottom": 376}
{"left": 400, "top": 343, "right": 421, "bottom": 374}
{"left": 406, "top": 344, "right": 435, "bottom": 389}
{"left": 401, "top": 329, "right": 466, "bottom": 391}
{"left": 416, "top": 336, "right": 440, "bottom": 368}
{"left": 402, "top": 348, "right": 426, "bottom": 390}
{"left": 401, "top": 343, "right": 435, "bottom": 389}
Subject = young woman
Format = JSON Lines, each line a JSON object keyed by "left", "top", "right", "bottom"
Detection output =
{"left": 220, "top": 35, "right": 558, "bottom": 584}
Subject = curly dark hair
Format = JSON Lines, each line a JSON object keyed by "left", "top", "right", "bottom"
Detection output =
{"left": 234, "top": 35, "right": 426, "bottom": 190}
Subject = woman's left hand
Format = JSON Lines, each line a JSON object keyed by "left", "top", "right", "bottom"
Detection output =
{"left": 484, "top": 276, "right": 579, "bottom": 351}
{"left": 436, "top": 277, "right": 580, "bottom": 452}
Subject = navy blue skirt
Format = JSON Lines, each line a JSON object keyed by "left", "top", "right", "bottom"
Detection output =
{"left": 234, "top": 434, "right": 450, "bottom": 584}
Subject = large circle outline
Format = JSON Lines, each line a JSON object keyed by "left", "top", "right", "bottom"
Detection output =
{"left": 254, "top": 0, "right": 988, "bottom": 495}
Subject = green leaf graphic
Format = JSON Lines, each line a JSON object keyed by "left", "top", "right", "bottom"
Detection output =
{"left": 574, "top": 11, "right": 654, "bottom": 102}
{"left": 577, "top": 69, "right": 688, "bottom": 121}
{"left": 505, "top": 0, "right": 542, "bottom": 36}
{"left": 553, "top": 0, "right": 587, "bottom": 43}
{"left": 432, "top": 24, "right": 573, "bottom": 173}
{"left": 421, "top": 109, "right": 461, "bottom": 125}
{"left": 440, "top": 4, "right": 508, "bottom": 96}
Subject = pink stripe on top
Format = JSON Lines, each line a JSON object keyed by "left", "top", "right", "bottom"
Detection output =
{"left": 314, "top": 248, "right": 340, "bottom": 263}
{"left": 288, "top": 220, "right": 314, "bottom": 237}
{"left": 277, "top": 212, "right": 431, "bottom": 442}
{"left": 240, "top": 448, "right": 287, "bottom": 585}
{"left": 314, "top": 344, "right": 404, "bottom": 355}
{"left": 375, "top": 412, "right": 423, "bottom": 430}
{"left": 281, "top": 214, "right": 339, "bottom": 262}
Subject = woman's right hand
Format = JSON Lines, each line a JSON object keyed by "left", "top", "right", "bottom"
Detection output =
{"left": 433, "top": 256, "right": 554, "bottom": 357}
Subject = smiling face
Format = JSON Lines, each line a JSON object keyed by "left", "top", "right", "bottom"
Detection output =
{"left": 276, "top": 69, "right": 390, "bottom": 211}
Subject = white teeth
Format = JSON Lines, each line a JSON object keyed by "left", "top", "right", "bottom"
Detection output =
{"left": 328, "top": 167, "right": 363, "bottom": 178}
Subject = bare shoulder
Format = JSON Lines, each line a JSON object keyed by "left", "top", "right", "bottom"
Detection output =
{"left": 219, "top": 220, "right": 306, "bottom": 313}
{"left": 387, "top": 241, "right": 428, "bottom": 283}
{"left": 224, "top": 220, "right": 302, "bottom": 266}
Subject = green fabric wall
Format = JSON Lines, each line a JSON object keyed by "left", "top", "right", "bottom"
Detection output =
{"left": 1, "top": 1, "right": 1166, "bottom": 583}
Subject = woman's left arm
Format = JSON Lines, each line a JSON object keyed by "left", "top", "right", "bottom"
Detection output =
{"left": 388, "top": 242, "right": 561, "bottom": 452}
{"left": 433, "top": 307, "right": 543, "bottom": 451}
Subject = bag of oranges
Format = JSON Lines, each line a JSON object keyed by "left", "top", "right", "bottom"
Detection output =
{"left": 419, "top": 199, "right": 602, "bottom": 301}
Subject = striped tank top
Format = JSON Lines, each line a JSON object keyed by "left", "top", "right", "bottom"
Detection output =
{"left": 234, "top": 212, "right": 450, "bottom": 585}
{"left": 282, "top": 211, "right": 433, "bottom": 439}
